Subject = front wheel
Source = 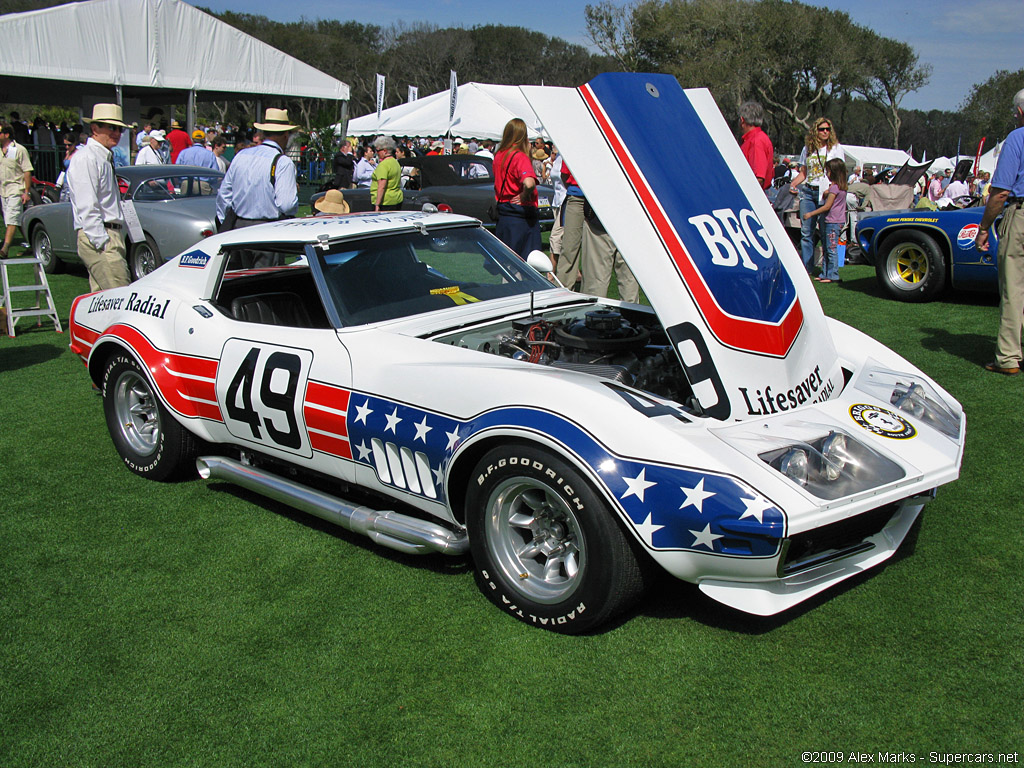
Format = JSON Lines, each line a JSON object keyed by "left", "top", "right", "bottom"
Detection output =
{"left": 102, "top": 353, "right": 197, "bottom": 481}
{"left": 32, "top": 225, "right": 62, "bottom": 274}
{"left": 876, "top": 230, "right": 947, "bottom": 302}
{"left": 130, "top": 236, "right": 162, "bottom": 281}
{"left": 466, "top": 444, "right": 648, "bottom": 633}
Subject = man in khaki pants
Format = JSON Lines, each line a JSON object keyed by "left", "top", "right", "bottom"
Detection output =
{"left": 68, "top": 104, "right": 130, "bottom": 291}
{"left": 976, "top": 88, "right": 1024, "bottom": 375}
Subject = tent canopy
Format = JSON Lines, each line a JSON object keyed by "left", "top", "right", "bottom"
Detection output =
{"left": 842, "top": 145, "right": 913, "bottom": 172}
{"left": 346, "top": 83, "right": 545, "bottom": 141}
{"left": 0, "top": 0, "right": 349, "bottom": 106}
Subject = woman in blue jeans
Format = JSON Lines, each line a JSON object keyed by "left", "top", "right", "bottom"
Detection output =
{"left": 788, "top": 118, "right": 845, "bottom": 273}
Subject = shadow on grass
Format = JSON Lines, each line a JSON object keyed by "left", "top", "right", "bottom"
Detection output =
{"left": 0, "top": 342, "right": 64, "bottom": 371}
{"left": 205, "top": 481, "right": 472, "bottom": 577}
{"left": 919, "top": 328, "right": 995, "bottom": 366}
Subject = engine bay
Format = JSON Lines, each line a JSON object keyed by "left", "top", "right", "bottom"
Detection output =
{"left": 433, "top": 303, "right": 696, "bottom": 408}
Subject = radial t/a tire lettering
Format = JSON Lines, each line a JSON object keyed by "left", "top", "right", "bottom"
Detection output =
{"left": 466, "top": 444, "right": 648, "bottom": 633}
{"left": 102, "top": 353, "right": 198, "bottom": 481}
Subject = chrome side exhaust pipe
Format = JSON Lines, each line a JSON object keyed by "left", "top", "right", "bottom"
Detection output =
{"left": 196, "top": 456, "right": 469, "bottom": 556}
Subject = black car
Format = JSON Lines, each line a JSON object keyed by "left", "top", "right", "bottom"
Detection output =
{"left": 316, "top": 155, "right": 557, "bottom": 228}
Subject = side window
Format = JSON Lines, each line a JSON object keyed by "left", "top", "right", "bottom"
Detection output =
{"left": 213, "top": 251, "right": 332, "bottom": 329}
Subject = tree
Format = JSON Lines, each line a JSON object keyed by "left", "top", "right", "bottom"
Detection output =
{"left": 959, "top": 69, "right": 1024, "bottom": 147}
{"left": 853, "top": 34, "right": 931, "bottom": 147}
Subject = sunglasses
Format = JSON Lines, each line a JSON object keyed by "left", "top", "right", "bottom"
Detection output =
{"left": 99, "top": 123, "right": 124, "bottom": 132}
{"left": 817, "top": 125, "right": 832, "bottom": 132}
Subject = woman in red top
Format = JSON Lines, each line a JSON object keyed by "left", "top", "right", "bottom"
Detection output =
{"left": 493, "top": 118, "right": 541, "bottom": 257}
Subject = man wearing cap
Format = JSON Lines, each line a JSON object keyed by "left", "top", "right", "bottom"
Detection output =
{"left": 67, "top": 104, "right": 131, "bottom": 290}
{"left": 166, "top": 120, "right": 192, "bottom": 163}
{"left": 215, "top": 108, "right": 299, "bottom": 265}
{"left": 135, "top": 130, "right": 165, "bottom": 165}
{"left": 0, "top": 122, "right": 33, "bottom": 258}
{"left": 175, "top": 131, "right": 219, "bottom": 170}
{"left": 976, "top": 87, "right": 1024, "bottom": 376}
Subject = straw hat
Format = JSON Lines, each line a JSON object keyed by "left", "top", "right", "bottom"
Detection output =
{"left": 254, "top": 108, "right": 299, "bottom": 132}
{"left": 85, "top": 103, "right": 128, "bottom": 128}
{"left": 314, "top": 189, "right": 350, "bottom": 215}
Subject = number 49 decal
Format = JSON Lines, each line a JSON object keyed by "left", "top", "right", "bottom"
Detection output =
{"left": 216, "top": 340, "right": 314, "bottom": 457}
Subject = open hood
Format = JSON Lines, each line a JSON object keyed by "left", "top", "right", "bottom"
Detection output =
{"left": 522, "top": 74, "right": 842, "bottom": 420}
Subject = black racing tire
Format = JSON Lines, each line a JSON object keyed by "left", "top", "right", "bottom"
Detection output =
{"left": 129, "top": 235, "right": 162, "bottom": 281}
{"left": 466, "top": 444, "right": 647, "bottom": 634}
{"left": 102, "top": 353, "right": 198, "bottom": 481}
{"left": 875, "top": 230, "right": 947, "bottom": 302}
{"left": 31, "top": 224, "right": 62, "bottom": 274}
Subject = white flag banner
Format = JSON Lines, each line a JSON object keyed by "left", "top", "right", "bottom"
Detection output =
{"left": 376, "top": 73, "right": 386, "bottom": 123}
{"left": 408, "top": 85, "right": 419, "bottom": 103}
{"left": 448, "top": 70, "right": 458, "bottom": 127}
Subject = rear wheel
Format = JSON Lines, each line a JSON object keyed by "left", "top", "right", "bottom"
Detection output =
{"left": 130, "top": 235, "right": 162, "bottom": 280}
{"left": 102, "top": 353, "right": 198, "bottom": 481}
{"left": 32, "top": 225, "right": 62, "bottom": 274}
{"left": 876, "top": 230, "right": 946, "bottom": 302}
{"left": 466, "top": 444, "right": 647, "bottom": 633}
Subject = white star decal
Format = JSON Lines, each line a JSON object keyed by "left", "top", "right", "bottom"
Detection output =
{"left": 354, "top": 400, "right": 373, "bottom": 425}
{"left": 355, "top": 440, "right": 372, "bottom": 462}
{"left": 444, "top": 426, "right": 460, "bottom": 451}
{"left": 384, "top": 408, "right": 402, "bottom": 434}
{"left": 621, "top": 468, "right": 656, "bottom": 503}
{"left": 634, "top": 512, "right": 665, "bottom": 547}
{"left": 432, "top": 463, "right": 444, "bottom": 487}
{"left": 690, "top": 523, "right": 723, "bottom": 551}
{"left": 413, "top": 415, "right": 433, "bottom": 443}
{"left": 738, "top": 496, "right": 772, "bottom": 524}
{"left": 679, "top": 477, "right": 715, "bottom": 513}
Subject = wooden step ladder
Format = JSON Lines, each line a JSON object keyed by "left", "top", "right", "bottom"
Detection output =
{"left": 1, "top": 256, "right": 63, "bottom": 337}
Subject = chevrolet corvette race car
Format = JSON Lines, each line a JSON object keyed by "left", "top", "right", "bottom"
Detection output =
{"left": 69, "top": 74, "right": 965, "bottom": 633}
{"left": 856, "top": 205, "right": 997, "bottom": 301}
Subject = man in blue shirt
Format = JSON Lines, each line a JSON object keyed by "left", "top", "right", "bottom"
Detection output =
{"left": 976, "top": 88, "right": 1024, "bottom": 375}
{"left": 175, "top": 130, "right": 219, "bottom": 170}
{"left": 215, "top": 108, "right": 299, "bottom": 267}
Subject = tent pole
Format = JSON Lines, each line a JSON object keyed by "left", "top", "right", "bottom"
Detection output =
{"left": 187, "top": 90, "right": 196, "bottom": 132}
{"left": 115, "top": 85, "right": 122, "bottom": 107}
{"left": 338, "top": 100, "right": 349, "bottom": 139}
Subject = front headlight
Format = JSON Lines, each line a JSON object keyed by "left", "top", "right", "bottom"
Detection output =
{"left": 759, "top": 429, "right": 904, "bottom": 500}
{"left": 856, "top": 363, "right": 962, "bottom": 441}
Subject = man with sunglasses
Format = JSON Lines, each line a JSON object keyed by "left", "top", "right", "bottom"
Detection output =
{"left": 67, "top": 103, "right": 130, "bottom": 291}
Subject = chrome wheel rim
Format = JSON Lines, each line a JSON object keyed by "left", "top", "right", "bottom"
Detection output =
{"left": 485, "top": 478, "right": 585, "bottom": 604}
{"left": 133, "top": 243, "right": 159, "bottom": 278}
{"left": 33, "top": 230, "right": 52, "bottom": 268}
{"left": 886, "top": 243, "right": 929, "bottom": 288}
{"left": 114, "top": 370, "right": 160, "bottom": 456}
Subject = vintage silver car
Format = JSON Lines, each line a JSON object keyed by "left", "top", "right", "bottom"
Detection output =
{"left": 22, "top": 164, "right": 222, "bottom": 280}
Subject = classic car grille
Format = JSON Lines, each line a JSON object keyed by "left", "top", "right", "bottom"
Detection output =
{"left": 781, "top": 503, "right": 899, "bottom": 575}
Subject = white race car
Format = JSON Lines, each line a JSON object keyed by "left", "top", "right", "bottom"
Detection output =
{"left": 69, "top": 74, "right": 964, "bottom": 633}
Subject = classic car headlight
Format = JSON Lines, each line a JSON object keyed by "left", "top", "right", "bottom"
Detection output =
{"left": 855, "top": 362, "right": 962, "bottom": 440}
{"left": 759, "top": 429, "right": 904, "bottom": 500}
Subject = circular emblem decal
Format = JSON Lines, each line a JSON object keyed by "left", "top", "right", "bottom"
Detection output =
{"left": 957, "top": 223, "right": 979, "bottom": 249}
{"left": 849, "top": 404, "right": 916, "bottom": 439}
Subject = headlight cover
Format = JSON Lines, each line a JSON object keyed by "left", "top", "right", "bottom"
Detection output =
{"left": 855, "top": 362, "right": 962, "bottom": 441}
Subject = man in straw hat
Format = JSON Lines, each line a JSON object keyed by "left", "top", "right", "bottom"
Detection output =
{"left": 67, "top": 103, "right": 131, "bottom": 291}
{"left": 215, "top": 107, "right": 299, "bottom": 266}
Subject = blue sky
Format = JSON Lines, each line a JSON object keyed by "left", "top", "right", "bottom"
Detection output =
{"left": 190, "top": 0, "right": 1022, "bottom": 112}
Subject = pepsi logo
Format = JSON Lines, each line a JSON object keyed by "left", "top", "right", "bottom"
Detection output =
{"left": 957, "top": 224, "right": 979, "bottom": 248}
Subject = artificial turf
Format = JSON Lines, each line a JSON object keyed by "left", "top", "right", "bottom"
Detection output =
{"left": 1, "top": 247, "right": 1021, "bottom": 767}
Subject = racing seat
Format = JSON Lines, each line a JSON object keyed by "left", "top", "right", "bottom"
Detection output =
{"left": 230, "top": 292, "right": 313, "bottom": 327}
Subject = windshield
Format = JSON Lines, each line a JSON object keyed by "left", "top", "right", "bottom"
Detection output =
{"left": 131, "top": 175, "right": 222, "bottom": 201}
{"left": 315, "top": 226, "right": 553, "bottom": 325}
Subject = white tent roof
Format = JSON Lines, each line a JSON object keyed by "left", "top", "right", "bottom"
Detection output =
{"left": 842, "top": 144, "right": 913, "bottom": 171}
{"left": 0, "top": 0, "right": 349, "bottom": 103}
{"left": 346, "top": 83, "right": 544, "bottom": 140}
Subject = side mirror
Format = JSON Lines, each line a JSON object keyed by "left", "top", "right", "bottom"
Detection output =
{"left": 526, "top": 249, "right": 553, "bottom": 274}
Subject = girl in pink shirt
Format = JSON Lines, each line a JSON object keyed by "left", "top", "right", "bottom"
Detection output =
{"left": 803, "top": 158, "right": 848, "bottom": 282}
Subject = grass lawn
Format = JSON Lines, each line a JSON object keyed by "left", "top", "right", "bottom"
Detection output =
{"left": 1, "top": 243, "right": 1022, "bottom": 767}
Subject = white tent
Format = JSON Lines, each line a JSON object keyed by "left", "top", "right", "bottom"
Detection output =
{"left": 842, "top": 145, "right": 913, "bottom": 172}
{"left": 0, "top": 0, "right": 349, "bottom": 106}
{"left": 346, "top": 83, "right": 545, "bottom": 141}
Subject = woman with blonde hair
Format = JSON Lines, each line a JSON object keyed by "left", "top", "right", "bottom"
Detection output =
{"left": 493, "top": 117, "right": 540, "bottom": 257}
{"left": 789, "top": 118, "right": 845, "bottom": 272}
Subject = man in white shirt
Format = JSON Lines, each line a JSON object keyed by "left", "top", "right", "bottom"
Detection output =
{"left": 353, "top": 144, "right": 376, "bottom": 188}
{"left": 135, "top": 129, "right": 165, "bottom": 165}
{"left": 68, "top": 104, "right": 130, "bottom": 291}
